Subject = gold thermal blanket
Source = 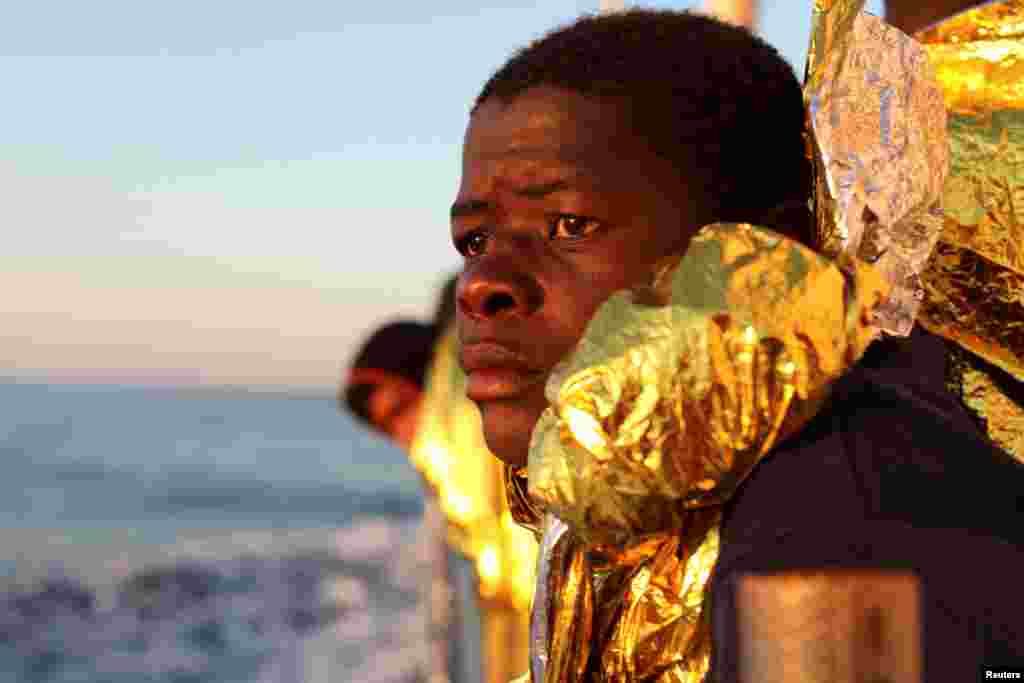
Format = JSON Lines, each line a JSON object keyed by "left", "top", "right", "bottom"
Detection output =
{"left": 915, "top": 0, "right": 1024, "bottom": 461}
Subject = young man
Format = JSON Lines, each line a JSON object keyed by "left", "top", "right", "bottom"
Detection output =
{"left": 450, "top": 9, "right": 1023, "bottom": 682}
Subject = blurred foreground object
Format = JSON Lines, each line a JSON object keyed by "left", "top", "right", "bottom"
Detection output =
{"left": 701, "top": 0, "right": 759, "bottom": 29}
{"left": 914, "top": 0, "right": 1024, "bottom": 461}
{"left": 737, "top": 571, "right": 921, "bottom": 683}
{"left": 410, "top": 325, "right": 537, "bottom": 683}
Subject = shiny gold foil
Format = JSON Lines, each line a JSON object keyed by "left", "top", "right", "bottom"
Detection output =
{"left": 915, "top": 1, "right": 1024, "bottom": 384}
{"left": 906, "top": 1, "right": 1024, "bottom": 461}
{"left": 527, "top": 509, "right": 720, "bottom": 683}
{"left": 506, "top": 465, "right": 545, "bottom": 542}
{"left": 921, "top": 241, "right": 1024, "bottom": 381}
{"left": 946, "top": 343, "right": 1024, "bottom": 462}
{"left": 592, "top": 509, "right": 721, "bottom": 683}
{"left": 409, "top": 326, "right": 538, "bottom": 683}
{"left": 528, "top": 223, "right": 886, "bottom": 547}
{"left": 805, "top": 0, "right": 949, "bottom": 336}
{"left": 533, "top": 516, "right": 592, "bottom": 683}
{"left": 959, "top": 368, "right": 1024, "bottom": 464}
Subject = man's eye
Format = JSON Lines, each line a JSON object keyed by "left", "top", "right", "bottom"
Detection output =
{"left": 456, "top": 230, "right": 488, "bottom": 257}
{"left": 548, "top": 214, "right": 601, "bottom": 240}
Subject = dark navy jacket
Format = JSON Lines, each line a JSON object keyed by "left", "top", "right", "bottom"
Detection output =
{"left": 707, "top": 328, "right": 1024, "bottom": 681}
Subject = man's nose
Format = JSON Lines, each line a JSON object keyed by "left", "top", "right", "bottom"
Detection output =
{"left": 457, "top": 260, "right": 542, "bottom": 321}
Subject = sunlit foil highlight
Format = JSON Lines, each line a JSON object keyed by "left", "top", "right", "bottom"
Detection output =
{"left": 915, "top": 0, "right": 1024, "bottom": 461}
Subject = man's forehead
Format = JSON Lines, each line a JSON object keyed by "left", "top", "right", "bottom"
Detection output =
{"left": 459, "top": 87, "right": 689, "bottom": 203}
{"left": 465, "top": 87, "right": 632, "bottom": 162}
{"left": 457, "top": 146, "right": 616, "bottom": 202}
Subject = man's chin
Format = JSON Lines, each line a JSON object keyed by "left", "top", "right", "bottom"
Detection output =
{"left": 476, "top": 402, "right": 539, "bottom": 469}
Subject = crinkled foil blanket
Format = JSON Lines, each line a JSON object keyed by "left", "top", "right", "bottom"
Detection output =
{"left": 916, "top": 0, "right": 1024, "bottom": 462}
{"left": 520, "top": 223, "right": 886, "bottom": 683}
{"left": 804, "top": 0, "right": 948, "bottom": 338}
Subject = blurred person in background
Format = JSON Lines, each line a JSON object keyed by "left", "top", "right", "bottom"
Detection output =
{"left": 344, "top": 319, "right": 437, "bottom": 450}
{"left": 344, "top": 313, "right": 449, "bottom": 683}
{"left": 344, "top": 274, "right": 536, "bottom": 683}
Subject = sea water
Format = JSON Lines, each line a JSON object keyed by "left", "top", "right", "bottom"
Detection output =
{"left": 0, "top": 381, "right": 429, "bottom": 683}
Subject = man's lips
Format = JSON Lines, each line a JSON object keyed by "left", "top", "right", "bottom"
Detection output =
{"left": 460, "top": 341, "right": 546, "bottom": 401}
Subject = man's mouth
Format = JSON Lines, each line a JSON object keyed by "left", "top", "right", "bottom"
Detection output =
{"left": 465, "top": 367, "right": 546, "bottom": 401}
{"left": 460, "top": 341, "right": 546, "bottom": 401}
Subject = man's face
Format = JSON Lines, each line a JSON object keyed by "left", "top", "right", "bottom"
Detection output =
{"left": 452, "top": 86, "right": 705, "bottom": 467}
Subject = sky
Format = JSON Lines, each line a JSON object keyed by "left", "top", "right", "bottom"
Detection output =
{"left": 0, "top": 0, "right": 883, "bottom": 390}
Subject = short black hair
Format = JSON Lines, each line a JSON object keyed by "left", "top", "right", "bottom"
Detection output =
{"left": 475, "top": 9, "right": 812, "bottom": 243}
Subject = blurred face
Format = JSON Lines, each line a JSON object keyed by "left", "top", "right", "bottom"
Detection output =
{"left": 452, "top": 86, "right": 705, "bottom": 467}
{"left": 363, "top": 375, "right": 422, "bottom": 449}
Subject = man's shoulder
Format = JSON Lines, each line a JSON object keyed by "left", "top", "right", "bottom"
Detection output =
{"left": 710, "top": 331, "right": 1024, "bottom": 680}
{"left": 828, "top": 335, "right": 1024, "bottom": 536}
{"left": 721, "top": 330, "right": 1024, "bottom": 553}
